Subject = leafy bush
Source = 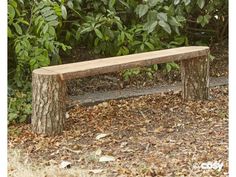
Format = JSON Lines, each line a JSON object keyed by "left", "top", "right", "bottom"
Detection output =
{"left": 8, "top": 86, "right": 32, "bottom": 124}
{"left": 8, "top": 0, "right": 71, "bottom": 87}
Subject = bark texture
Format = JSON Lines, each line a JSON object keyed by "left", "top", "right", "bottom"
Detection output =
{"left": 181, "top": 56, "right": 209, "bottom": 100}
{"left": 32, "top": 71, "right": 66, "bottom": 136}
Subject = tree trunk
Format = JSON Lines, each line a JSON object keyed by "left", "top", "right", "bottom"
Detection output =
{"left": 181, "top": 56, "right": 209, "bottom": 100}
{"left": 32, "top": 69, "right": 66, "bottom": 136}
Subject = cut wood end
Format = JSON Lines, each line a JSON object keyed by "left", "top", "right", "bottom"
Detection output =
{"left": 185, "top": 46, "right": 209, "bottom": 50}
{"left": 180, "top": 46, "right": 209, "bottom": 54}
{"left": 33, "top": 68, "right": 59, "bottom": 76}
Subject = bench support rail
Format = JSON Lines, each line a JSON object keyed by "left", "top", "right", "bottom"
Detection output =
{"left": 32, "top": 72, "right": 66, "bottom": 136}
{"left": 181, "top": 56, "right": 209, "bottom": 99}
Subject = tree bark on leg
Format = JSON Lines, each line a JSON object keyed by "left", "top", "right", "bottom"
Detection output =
{"left": 181, "top": 56, "right": 209, "bottom": 100}
{"left": 32, "top": 69, "right": 66, "bottom": 136}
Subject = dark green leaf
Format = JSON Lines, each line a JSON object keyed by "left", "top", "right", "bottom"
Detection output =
{"left": 145, "top": 41, "right": 154, "bottom": 50}
{"left": 176, "top": 15, "right": 186, "bottom": 22}
{"left": 147, "top": 10, "right": 157, "bottom": 22}
{"left": 45, "top": 15, "right": 58, "bottom": 21}
{"left": 157, "top": 12, "right": 167, "bottom": 22}
{"left": 8, "top": 113, "right": 18, "bottom": 121}
{"left": 37, "top": 20, "right": 44, "bottom": 33}
{"left": 148, "top": 0, "right": 158, "bottom": 7}
{"left": 8, "top": 5, "right": 15, "bottom": 19}
{"left": 40, "top": 7, "right": 51, "bottom": 13}
{"left": 29, "top": 59, "right": 37, "bottom": 67}
{"left": 197, "top": 0, "right": 205, "bottom": 9}
{"left": 48, "top": 20, "right": 59, "bottom": 26}
{"left": 158, "top": 20, "right": 171, "bottom": 34}
{"left": 183, "top": 0, "right": 191, "bottom": 6}
{"left": 48, "top": 26, "right": 55, "bottom": 36}
{"left": 119, "top": 0, "right": 129, "bottom": 8}
{"left": 197, "top": 15, "right": 210, "bottom": 27}
{"left": 120, "top": 31, "right": 125, "bottom": 43}
{"left": 37, "top": 55, "right": 50, "bottom": 66}
{"left": 135, "top": 4, "right": 149, "bottom": 18}
{"left": 170, "top": 62, "right": 179, "bottom": 69}
{"left": 174, "top": 0, "right": 180, "bottom": 5}
{"left": 197, "top": 15, "right": 203, "bottom": 24}
{"left": 140, "top": 44, "right": 145, "bottom": 51}
{"left": 125, "top": 32, "right": 133, "bottom": 41}
{"left": 109, "top": 0, "right": 116, "bottom": 9}
{"left": 144, "top": 21, "right": 158, "bottom": 33}
{"left": 166, "top": 63, "right": 171, "bottom": 72}
{"left": 94, "top": 28, "right": 104, "bottom": 39}
{"left": 80, "top": 26, "right": 93, "bottom": 34}
{"left": 18, "top": 18, "right": 29, "bottom": 25}
{"left": 42, "top": 9, "right": 54, "bottom": 17}
{"left": 42, "top": 24, "right": 49, "bottom": 34}
{"left": 8, "top": 27, "right": 13, "bottom": 38}
{"left": 169, "top": 16, "right": 181, "bottom": 27}
{"left": 153, "top": 64, "right": 158, "bottom": 71}
{"left": 15, "top": 43, "right": 21, "bottom": 53}
{"left": 34, "top": 15, "right": 42, "bottom": 26}
{"left": 13, "top": 23, "right": 22, "bottom": 35}
{"left": 61, "top": 5, "right": 67, "bottom": 19}
{"left": 67, "top": 1, "right": 74, "bottom": 9}
{"left": 9, "top": 0, "right": 17, "bottom": 8}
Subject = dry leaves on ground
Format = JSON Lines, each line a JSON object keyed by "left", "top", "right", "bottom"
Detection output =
{"left": 8, "top": 86, "right": 228, "bottom": 177}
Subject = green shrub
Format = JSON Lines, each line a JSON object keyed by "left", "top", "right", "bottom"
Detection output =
{"left": 8, "top": 87, "right": 32, "bottom": 124}
{"left": 8, "top": 0, "right": 71, "bottom": 87}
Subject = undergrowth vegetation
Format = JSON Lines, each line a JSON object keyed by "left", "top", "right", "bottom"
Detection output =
{"left": 8, "top": 0, "right": 228, "bottom": 123}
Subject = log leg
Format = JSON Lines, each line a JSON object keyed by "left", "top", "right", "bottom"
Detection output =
{"left": 32, "top": 69, "right": 66, "bottom": 136}
{"left": 181, "top": 56, "right": 209, "bottom": 100}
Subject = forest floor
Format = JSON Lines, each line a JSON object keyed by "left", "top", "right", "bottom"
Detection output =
{"left": 8, "top": 44, "right": 228, "bottom": 177}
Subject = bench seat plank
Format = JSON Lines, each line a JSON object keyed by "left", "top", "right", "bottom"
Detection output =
{"left": 34, "top": 46, "right": 209, "bottom": 80}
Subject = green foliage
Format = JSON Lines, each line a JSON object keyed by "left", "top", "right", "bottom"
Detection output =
{"left": 8, "top": 0, "right": 71, "bottom": 88}
{"left": 70, "top": 0, "right": 188, "bottom": 57}
{"left": 122, "top": 64, "right": 159, "bottom": 81}
{"left": 165, "top": 62, "right": 180, "bottom": 73}
{"left": 186, "top": 0, "right": 228, "bottom": 43}
{"left": 8, "top": 86, "right": 32, "bottom": 124}
{"left": 123, "top": 68, "right": 141, "bottom": 81}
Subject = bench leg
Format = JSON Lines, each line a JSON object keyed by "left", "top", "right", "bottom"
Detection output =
{"left": 32, "top": 72, "right": 66, "bottom": 136}
{"left": 181, "top": 56, "right": 209, "bottom": 100}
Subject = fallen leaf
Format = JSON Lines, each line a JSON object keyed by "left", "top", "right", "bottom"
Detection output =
{"left": 95, "top": 148, "right": 102, "bottom": 156}
{"left": 65, "top": 112, "right": 70, "bottom": 118}
{"left": 96, "top": 133, "right": 109, "bottom": 140}
{"left": 99, "top": 155, "right": 115, "bottom": 162}
{"left": 154, "top": 126, "right": 164, "bottom": 133}
{"left": 167, "top": 128, "right": 175, "bottom": 133}
{"left": 120, "top": 142, "right": 128, "bottom": 148}
{"left": 121, "top": 147, "right": 135, "bottom": 153}
{"left": 49, "top": 159, "right": 57, "bottom": 165}
{"left": 59, "top": 161, "right": 72, "bottom": 169}
{"left": 89, "top": 169, "right": 104, "bottom": 174}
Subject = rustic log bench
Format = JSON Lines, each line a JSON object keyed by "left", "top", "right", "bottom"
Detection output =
{"left": 32, "top": 46, "right": 209, "bottom": 136}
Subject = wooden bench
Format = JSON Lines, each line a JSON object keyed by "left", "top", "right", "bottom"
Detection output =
{"left": 32, "top": 46, "right": 209, "bottom": 136}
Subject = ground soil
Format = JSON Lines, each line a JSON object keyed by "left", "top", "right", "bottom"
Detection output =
{"left": 8, "top": 86, "right": 228, "bottom": 177}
